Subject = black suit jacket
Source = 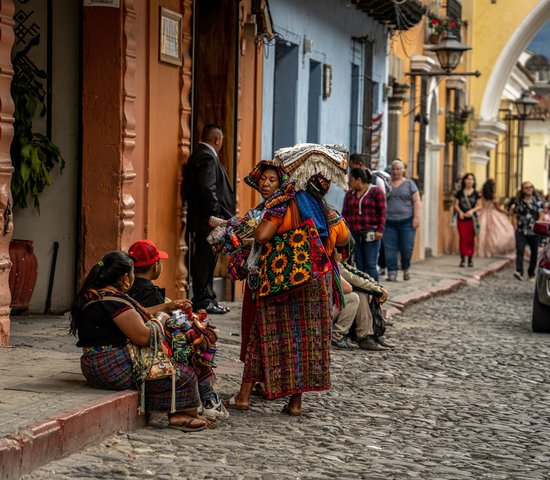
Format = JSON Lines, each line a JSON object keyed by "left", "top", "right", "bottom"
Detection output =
{"left": 182, "top": 143, "right": 236, "bottom": 233}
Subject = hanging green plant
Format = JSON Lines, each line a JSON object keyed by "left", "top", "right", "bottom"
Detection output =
{"left": 10, "top": 35, "right": 64, "bottom": 213}
{"left": 445, "top": 119, "right": 471, "bottom": 148}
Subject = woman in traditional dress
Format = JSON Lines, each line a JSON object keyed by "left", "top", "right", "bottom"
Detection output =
{"left": 70, "top": 251, "right": 212, "bottom": 432}
{"left": 477, "top": 179, "right": 515, "bottom": 258}
{"left": 225, "top": 146, "right": 350, "bottom": 416}
{"left": 454, "top": 173, "right": 481, "bottom": 267}
{"left": 239, "top": 160, "right": 288, "bottom": 362}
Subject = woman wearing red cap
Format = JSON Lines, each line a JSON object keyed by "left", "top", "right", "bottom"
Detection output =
{"left": 127, "top": 240, "right": 228, "bottom": 421}
{"left": 127, "top": 240, "right": 170, "bottom": 309}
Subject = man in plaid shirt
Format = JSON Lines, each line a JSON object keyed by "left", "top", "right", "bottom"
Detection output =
{"left": 342, "top": 167, "right": 386, "bottom": 280}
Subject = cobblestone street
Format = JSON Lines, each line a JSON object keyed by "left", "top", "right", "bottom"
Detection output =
{"left": 24, "top": 268, "right": 550, "bottom": 479}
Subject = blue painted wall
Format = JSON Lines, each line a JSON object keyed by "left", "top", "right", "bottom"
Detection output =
{"left": 261, "top": 0, "right": 389, "bottom": 170}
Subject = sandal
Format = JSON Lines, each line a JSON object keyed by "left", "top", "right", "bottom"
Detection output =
{"left": 282, "top": 404, "right": 301, "bottom": 417}
{"left": 168, "top": 417, "right": 207, "bottom": 432}
{"left": 198, "top": 415, "right": 217, "bottom": 429}
{"left": 223, "top": 394, "right": 250, "bottom": 411}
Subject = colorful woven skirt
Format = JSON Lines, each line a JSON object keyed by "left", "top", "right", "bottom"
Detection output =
{"left": 243, "top": 274, "right": 333, "bottom": 399}
{"left": 80, "top": 346, "right": 200, "bottom": 412}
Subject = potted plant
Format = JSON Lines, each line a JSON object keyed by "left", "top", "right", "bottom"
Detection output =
{"left": 445, "top": 119, "right": 471, "bottom": 148}
{"left": 428, "top": 17, "right": 462, "bottom": 44}
{"left": 8, "top": 35, "right": 64, "bottom": 313}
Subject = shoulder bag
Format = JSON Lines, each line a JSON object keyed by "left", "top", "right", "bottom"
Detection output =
{"left": 463, "top": 192, "right": 480, "bottom": 236}
{"left": 85, "top": 296, "right": 177, "bottom": 413}
{"left": 257, "top": 204, "right": 332, "bottom": 298}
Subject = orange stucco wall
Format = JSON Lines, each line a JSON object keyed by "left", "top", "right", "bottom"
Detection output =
{"left": 81, "top": 6, "right": 124, "bottom": 276}
{"left": 145, "top": 0, "right": 185, "bottom": 300}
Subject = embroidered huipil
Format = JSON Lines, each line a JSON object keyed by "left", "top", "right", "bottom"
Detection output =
{"left": 342, "top": 185, "right": 386, "bottom": 233}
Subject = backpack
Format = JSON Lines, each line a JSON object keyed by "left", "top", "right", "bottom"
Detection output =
{"left": 372, "top": 170, "right": 391, "bottom": 194}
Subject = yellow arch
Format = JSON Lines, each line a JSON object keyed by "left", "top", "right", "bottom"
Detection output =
{"left": 467, "top": 0, "right": 550, "bottom": 121}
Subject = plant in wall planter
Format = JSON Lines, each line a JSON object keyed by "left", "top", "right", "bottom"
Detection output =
{"left": 445, "top": 119, "right": 472, "bottom": 148}
{"left": 9, "top": 35, "right": 64, "bottom": 313}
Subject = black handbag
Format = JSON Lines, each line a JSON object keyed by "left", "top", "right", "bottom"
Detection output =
{"left": 369, "top": 297, "right": 386, "bottom": 338}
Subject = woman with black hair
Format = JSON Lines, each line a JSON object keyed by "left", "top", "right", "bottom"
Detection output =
{"left": 477, "top": 179, "right": 515, "bottom": 258}
{"left": 225, "top": 172, "right": 350, "bottom": 416}
{"left": 453, "top": 173, "right": 481, "bottom": 267}
{"left": 511, "top": 181, "right": 544, "bottom": 280}
{"left": 70, "top": 251, "right": 211, "bottom": 432}
{"left": 342, "top": 167, "right": 386, "bottom": 280}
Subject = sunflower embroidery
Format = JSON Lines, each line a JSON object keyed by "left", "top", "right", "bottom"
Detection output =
{"left": 259, "top": 265, "right": 267, "bottom": 279}
{"left": 288, "top": 229, "right": 307, "bottom": 248}
{"left": 262, "top": 242, "right": 273, "bottom": 258}
{"left": 271, "top": 253, "right": 288, "bottom": 273}
{"left": 274, "top": 274, "right": 285, "bottom": 285}
{"left": 259, "top": 281, "right": 271, "bottom": 296}
{"left": 276, "top": 241, "right": 285, "bottom": 252}
{"left": 289, "top": 267, "right": 310, "bottom": 285}
{"left": 293, "top": 250, "right": 309, "bottom": 265}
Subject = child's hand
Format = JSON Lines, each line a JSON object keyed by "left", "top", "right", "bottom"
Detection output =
{"left": 174, "top": 299, "right": 193, "bottom": 311}
{"left": 162, "top": 300, "right": 190, "bottom": 312}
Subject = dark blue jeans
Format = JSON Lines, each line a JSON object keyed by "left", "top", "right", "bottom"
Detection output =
{"left": 383, "top": 217, "right": 416, "bottom": 275}
{"left": 352, "top": 232, "right": 381, "bottom": 281}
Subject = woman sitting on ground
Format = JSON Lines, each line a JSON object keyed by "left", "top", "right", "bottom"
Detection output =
{"left": 69, "top": 251, "right": 212, "bottom": 432}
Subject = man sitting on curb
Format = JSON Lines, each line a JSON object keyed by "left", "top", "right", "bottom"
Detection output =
{"left": 332, "top": 257, "right": 394, "bottom": 351}
{"left": 127, "top": 239, "right": 229, "bottom": 421}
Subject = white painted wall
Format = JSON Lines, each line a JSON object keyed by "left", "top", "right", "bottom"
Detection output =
{"left": 13, "top": 0, "right": 79, "bottom": 313}
{"left": 523, "top": 126, "right": 550, "bottom": 195}
{"left": 261, "top": 0, "right": 388, "bottom": 162}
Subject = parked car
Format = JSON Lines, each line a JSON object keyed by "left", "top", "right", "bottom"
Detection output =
{"left": 532, "top": 221, "right": 550, "bottom": 332}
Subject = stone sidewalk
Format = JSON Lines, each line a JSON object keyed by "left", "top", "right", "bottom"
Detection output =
{"left": 0, "top": 254, "right": 513, "bottom": 479}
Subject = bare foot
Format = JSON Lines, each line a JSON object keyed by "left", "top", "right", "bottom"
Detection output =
{"left": 223, "top": 394, "right": 250, "bottom": 410}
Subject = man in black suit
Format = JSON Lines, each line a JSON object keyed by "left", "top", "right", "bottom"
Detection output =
{"left": 182, "top": 124, "right": 235, "bottom": 314}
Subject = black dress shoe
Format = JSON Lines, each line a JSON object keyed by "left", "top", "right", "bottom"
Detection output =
{"left": 358, "top": 336, "right": 389, "bottom": 351}
{"left": 204, "top": 303, "right": 229, "bottom": 315}
{"left": 213, "top": 301, "right": 230, "bottom": 313}
{"left": 376, "top": 337, "right": 395, "bottom": 349}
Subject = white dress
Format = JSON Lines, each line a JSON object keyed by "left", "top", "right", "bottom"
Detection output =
{"left": 477, "top": 199, "right": 515, "bottom": 257}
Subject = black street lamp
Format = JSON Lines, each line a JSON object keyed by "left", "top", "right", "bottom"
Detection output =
{"left": 405, "top": 33, "right": 478, "bottom": 192}
{"left": 429, "top": 34, "right": 472, "bottom": 74}
{"left": 513, "top": 90, "right": 538, "bottom": 118}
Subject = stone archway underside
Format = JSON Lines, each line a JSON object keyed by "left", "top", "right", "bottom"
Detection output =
{"left": 472, "top": 0, "right": 550, "bottom": 165}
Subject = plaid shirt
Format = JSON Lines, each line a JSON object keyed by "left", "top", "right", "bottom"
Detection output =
{"left": 342, "top": 185, "right": 386, "bottom": 233}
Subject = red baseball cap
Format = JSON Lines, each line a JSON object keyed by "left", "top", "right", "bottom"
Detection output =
{"left": 128, "top": 240, "right": 169, "bottom": 267}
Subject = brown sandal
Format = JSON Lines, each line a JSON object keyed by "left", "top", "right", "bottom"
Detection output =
{"left": 168, "top": 417, "right": 207, "bottom": 432}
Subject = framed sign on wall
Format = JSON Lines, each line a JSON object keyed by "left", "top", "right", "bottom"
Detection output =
{"left": 159, "top": 7, "right": 182, "bottom": 66}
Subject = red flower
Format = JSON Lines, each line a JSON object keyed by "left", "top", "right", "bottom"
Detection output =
{"left": 431, "top": 19, "right": 440, "bottom": 25}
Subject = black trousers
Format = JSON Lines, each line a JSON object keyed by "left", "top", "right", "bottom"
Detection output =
{"left": 515, "top": 231, "right": 539, "bottom": 277}
{"left": 190, "top": 224, "right": 217, "bottom": 309}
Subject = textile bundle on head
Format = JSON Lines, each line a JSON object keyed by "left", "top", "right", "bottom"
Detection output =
{"left": 274, "top": 143, "right": 349, "bottom": 191}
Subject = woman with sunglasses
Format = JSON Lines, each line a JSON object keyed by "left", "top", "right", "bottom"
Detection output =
{"left": 511, "top": 181, "right": 544, "bottom": 280}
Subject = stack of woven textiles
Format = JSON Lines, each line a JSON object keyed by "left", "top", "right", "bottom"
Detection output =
{"left": 164, "top": 306, "right": 218, "bottom": 377}
{"left": 207, "top": 207, "right": 264, "bottom": 280}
